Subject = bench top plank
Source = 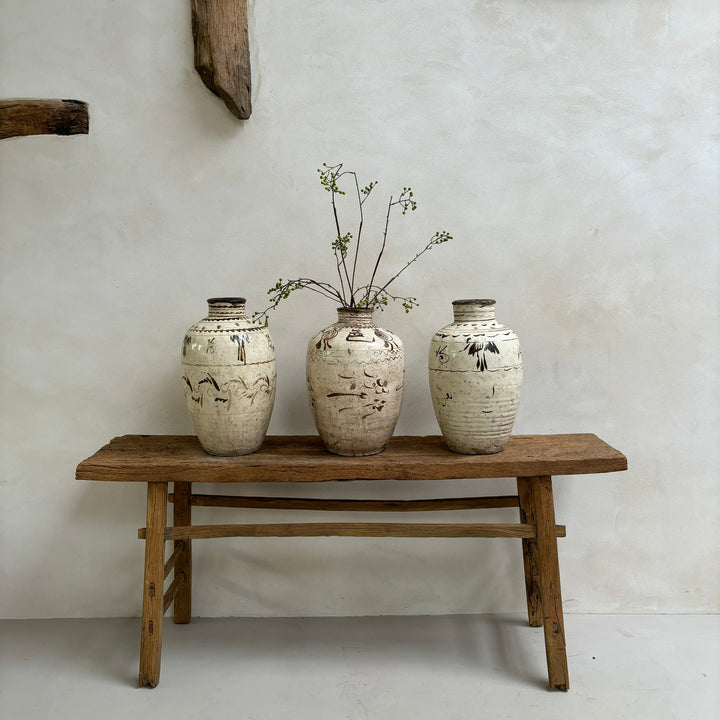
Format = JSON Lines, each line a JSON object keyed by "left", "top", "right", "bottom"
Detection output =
{"left": 76, "top": 434, "right": 627, "bottom": 483}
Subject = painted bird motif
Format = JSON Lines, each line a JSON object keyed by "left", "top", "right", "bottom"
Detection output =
{"left": 374, "top": 328, "right": 398, "bottom": 351}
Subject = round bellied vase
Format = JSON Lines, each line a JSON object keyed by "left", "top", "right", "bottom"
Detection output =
{"left": 181, "top": 297, "right": 276, "bottom": 456}
{"left": 306, "top": 307, "right": 404, "bottom": 456}
{"left": 428, "top": 299, "right": 522, "bottom": 454}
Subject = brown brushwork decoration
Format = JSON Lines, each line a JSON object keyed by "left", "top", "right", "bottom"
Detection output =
{"left": 191, "top": 0, "right": 251, "bottom": 119}
{"left": 0, "top": 99, "right": 89, "bottom": 140}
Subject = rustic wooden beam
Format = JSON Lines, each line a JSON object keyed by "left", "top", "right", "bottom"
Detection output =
{"left": 138, "top": 482, "right": 167, "bottom": 688}
{"left": 168, "top": 493, "right": 520, "bottom": 512}
{"left": 531, "top": 476, "right": 570, "bottom": 691}
{"left": 191, "top": 0, "right": 251, "bottom": 119}
{"left": 517, "top": 478, "right": 543, "bottom": 627}
{"left": 139, "top": 523, "right": 567, "bottom": 541}
{"left": 0, "top": 99, "right": 89, "bottom": 139}
{"left": 172, "top": 483, "right": 192, "bottom": 624}
{"left": 77, "top": 435, "right": 628, "bottom": 483}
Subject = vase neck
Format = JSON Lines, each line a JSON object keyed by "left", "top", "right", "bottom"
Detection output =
{"left": 207, "top": 297, "right": 247, "bottom": 319}
{"left": 452, "top": 299, "right": 496, "bottom": 323}
{"left": 336, "top": 307, "right": 375, "bottom": 327}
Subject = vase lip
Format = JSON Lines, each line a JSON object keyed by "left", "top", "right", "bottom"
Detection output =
{"left": 337, "top": 306, "right": 374, "bottom": 314}
{"left": 207, "top": 297, "right": 246, "bottom": 305}
{"left": 452, "top": 298, "right": 495, "bottom": 306}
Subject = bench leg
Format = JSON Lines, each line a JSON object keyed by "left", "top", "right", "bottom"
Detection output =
{"left": 530, "top": 475, "right": 569, "bottom": 691}
{"left": 173, "top": 482, "right": 192, "bottom": 624}
{"left": 517, "top": 477, "right": 543, "bottom": 627}
{"left": 139, "top": 482, "right": 168, "bottom": 688}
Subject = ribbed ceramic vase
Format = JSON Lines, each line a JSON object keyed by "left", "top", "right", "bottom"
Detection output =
{"left": 428, "top": 299, "right": 522, "bottom": 454}
{"left": 306, "top": 307, "right": 404, "bottom": 456}
{"left": 181, "top": 297, "right": 276, "bottom": 456}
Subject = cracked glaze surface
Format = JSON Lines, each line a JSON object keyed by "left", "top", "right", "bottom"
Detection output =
{"left": 307, "top": 309, "right": 404, "bottom": 456}
{"left": 182, "top": 299, "right": 276, "bottom": 455}
{"left": 429, "top": 300, "right": 522, "bottom": 454}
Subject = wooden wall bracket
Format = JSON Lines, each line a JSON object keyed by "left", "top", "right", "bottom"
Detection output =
{"left": 0, "top": 99, "right": 89, "bottom": 140}
{"left": 191, "top": 0, "right": 251, "bottom": 119}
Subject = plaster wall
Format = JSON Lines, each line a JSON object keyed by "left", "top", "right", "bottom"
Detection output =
{"left": 1, "top": 0, "right": 718, "bottom": 618}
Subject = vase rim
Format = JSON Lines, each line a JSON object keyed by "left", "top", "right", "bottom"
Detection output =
{"left": 207, "top": 297, "right": 246, "bottom": 305}
{"left": 452, "top": 298, "right": 495, "bottom": 306}
{"left": 337, "top": 306, "right": 374, "bottom": 313}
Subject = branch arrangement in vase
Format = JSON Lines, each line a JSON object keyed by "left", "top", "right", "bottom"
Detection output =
{"left": 254, "top": 163, "right": 452, "bottom": 323}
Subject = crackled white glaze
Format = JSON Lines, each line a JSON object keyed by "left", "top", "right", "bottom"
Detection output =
{"left": 306, "top": 308, "right": 404, "bottom": 456}
{"left": 429, "top": 299, "right": 522, "bottom": 454}
{"left": 181, "top": 298, "right": 276, "bottom": 455}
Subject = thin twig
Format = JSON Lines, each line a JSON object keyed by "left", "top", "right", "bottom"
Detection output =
{"left": 366, "top": 237, "right": 437, "bottom": 307}
{"left": 349, "top": 171, "right": 363, "bottom": 304}
{"left": 257, "top": 163, "right": 450, "bottom": 321}
{"left": 330, "top": 174, "right": 353, "bottom": 298}
{"left": 364, "top": 195, "right": 394, "bottom": 304}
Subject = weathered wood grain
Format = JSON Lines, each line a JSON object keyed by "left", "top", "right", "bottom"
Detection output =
{"left": 76, "top": 434, "right": 628, "bottom": 483}
{"left": 138, "top": 522, "right": 567, "bottom": 541}
{"left": 163, "top": 546, "right": 180, "bottom": 580}
{"left": 191, "top": 0, "right": 251, "bottom": 118}
{"left": 531, "top": 475, "right": 570, "bottom": 691}
{"left": 171, "top": 493, "right": 520, "bottom": 511}
{"left": 163, "top": 572, "right": 186, "bottom": 614}
{"left": 138, "top": 483, "right": 167, "bottom": 688}
{"left": 517, "top": 477, "right": 543, "bottom": 627}
{"left": 0, "top": 99, "right": 88, "bottom": 139}
{"left": 172, "top": 483, "right": 192, "bottom": 624}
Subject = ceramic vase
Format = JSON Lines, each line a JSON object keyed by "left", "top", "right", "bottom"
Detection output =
{"left": 428, "top": 299, "right": 522, "bottom": 454}
{"left": 306, "top": 307, "right": 404, "bottom": 456}
{"left": 181, "top": 297, "right": 276, "bottom": 456}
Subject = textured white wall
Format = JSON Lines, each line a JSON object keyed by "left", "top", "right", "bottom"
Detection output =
{"left": 1, "top": 0, "right": 718, "bottom": 619}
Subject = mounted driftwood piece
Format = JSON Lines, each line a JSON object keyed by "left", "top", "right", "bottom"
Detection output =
{"left": 0, "top": 99, "right": 89, "bottom": 140}
{"left": 191, "top": 0, "right": 251, "bottom": 119}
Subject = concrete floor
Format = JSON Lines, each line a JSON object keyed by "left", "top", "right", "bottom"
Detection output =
{"left": 1, "top": 614, "right": 717, "bottom": 719}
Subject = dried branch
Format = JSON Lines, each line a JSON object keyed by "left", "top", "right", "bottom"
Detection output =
{"left": 255, "top": 163, "right": 452, "bottom": 323}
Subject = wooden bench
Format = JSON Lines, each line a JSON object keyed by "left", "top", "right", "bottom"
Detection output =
{"left": 76, "top": 433, "right": 627, "bottom": 689}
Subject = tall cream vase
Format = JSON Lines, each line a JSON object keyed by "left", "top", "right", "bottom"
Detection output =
{"left": 181, "top": 297, "right": 276, "bottom": 455}
{"left": 306, "top": 307, "right": 404, "bottom": 456}
{"left": 428, "top": 299, "right": 522, "bottom": 454}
